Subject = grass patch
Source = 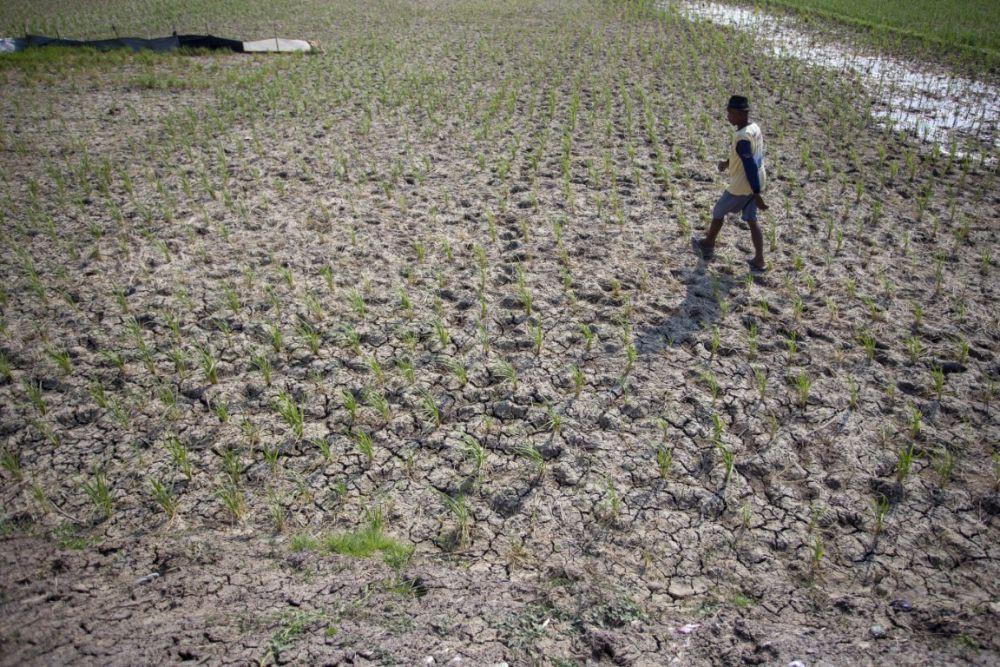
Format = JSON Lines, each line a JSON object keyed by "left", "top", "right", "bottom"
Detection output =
{"left": 291, "top": 526, "right": 412, "bottom": 563}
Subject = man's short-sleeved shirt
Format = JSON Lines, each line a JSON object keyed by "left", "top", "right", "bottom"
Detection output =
{"left": 728, "top": 122, "right": 766, "bottom": 196}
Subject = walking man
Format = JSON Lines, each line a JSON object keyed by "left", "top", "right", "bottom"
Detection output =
{"left": 695, "top": 95, "right": 768, "bottom": 271}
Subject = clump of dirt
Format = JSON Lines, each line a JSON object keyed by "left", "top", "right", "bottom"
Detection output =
{"left": 1, "top": 1, "right": 998, "bottom": 665}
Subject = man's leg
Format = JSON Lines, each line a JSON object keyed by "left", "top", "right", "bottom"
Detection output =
{"left": 697, "top": 192, "right": 732, "bottom": 257}
{"left": 701, "top": 218, "right": 724, "bottom": 248}
{"left": 746, "top": 219, "right": 765, "bottom": 269}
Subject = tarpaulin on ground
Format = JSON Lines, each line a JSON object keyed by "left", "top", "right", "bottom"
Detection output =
{"left": 0, "top": 33, "right": 312, "bottom": 54}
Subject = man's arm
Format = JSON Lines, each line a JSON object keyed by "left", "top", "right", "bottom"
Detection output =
{"left": 736, "top": 139, "right": 768, "bottom": 210}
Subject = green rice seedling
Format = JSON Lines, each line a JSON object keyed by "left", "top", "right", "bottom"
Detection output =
{"left": 434, "top": 319, "right": 451, "bottom": 348}
{"left": 263, "top": 442, "right": 281, "bottom": 474}
{"left": 320, "top": 266, "right": 335, "bottom": 291}
{"left": 267, "top": 489, "right": 286, "bottom": 533}
{"left": 708, "top": 326, "right": 721, "bottom": 357}
{"left": 149, "top": 478, "right": 179, "bottom": 521}
{"left": 792, "top": 297, "right": 804, "bottom": 322}
{"left": 197, "top": 345, "right": 219, "bottom": 385}
{"left": 251, "top": 352, "right": 273, "bottom": 385}
{"left": 275, "top": 392, "right": 305, "bottom": 439}
{"left": 478, "top": 323, "right": 490, "bottom": 354}
{"left": 346, "top": 288, "right": 366, "bottom": 319}
{"left": 364, "top": 388, "right": 391, "bottom": 423}
{"left": 215, "top": 482, "right": 246, "bottom": 523}
{"left": 896, "top": 444, "right": 914, "bottom": 484}
{"left": 22, "top": 379, "right": 46, "bottom": 415}
{"left": 1, "top": 448, "right": 22, "bottom": 481}
{"left": 420, "top": 390, "right": 442, "bottom": 428}
{"left": 168, "top": 348, "right": 188, "bottom": 376}
{"left": 341, "top": 327, "right": 362, "bottom": 356}
{"left": 166, "top": 436, "right": 193, "bottom": 480}
{"left": 442, "top": 357, "right": 468, "bottom": 387}
{"left": 302, "top": 292, "right": 326, "bottom": 322}
{"left": 911, "top": 302, "right": 924, "bottom": 329}
{"left": 342, "top": 390, "right": 359, "bottom": 425}
{"left": 529, "top": 321, "right": 544, "bottom": 355}
{"left": 397, "top": 358, "right": 417, "bottom": 385}
{"left": 34, "top": 420, "right": 59, "bottom": 446}
{"left": 598, "top": 480, "right": 622, "bottom": 526}
{"left": 793, "top": 372, "right": 811, "bottom": 409}
{"left": 278, "top": 267, "right": 294, "bottom": 289}
{"left": 578, "top": 322, "right": 595, "bottom": 352}
{"left": 623, "top": 343, "right": 637, "bottom": 376}
{"left": 716, "top": 441, "right": 735, "bottom": 485}
{"left": 108, "top": 398, "right": 131, "bottom": 429}
{"left": 655, "top": 446, "right": 672, "bottom": 479}
{"left": 157, "top": 383, "right": 180, "bottom": 417}
{"left": 992, "top": 453, "right": 1000, "bottom": 490}
{"left": 571, "top": 364, "right": 585, "bottom": 397}
{"left": 848, "top": 377, "right": 860, "bottom": 409}
{"left": 908, "top": 405, "right": 923, "bottom": 439}
{"left": 221, "top": 448, "right": 241, "bottom": 486}
{"left": 212, "top": 399, "right": 229, "bottom": 424}
{"left": 747, "top": 322, "right": 759, "bottom": 359}
{"left": 930, "top": 365, "right": 946, "bottom": 400}
{"left": 89, "top": 380, "right": 109, "bottom": 409}
{"left": 82, "top": 469, "right": 113, "bottom": 519}
{"left": 955, "top": 338, "right": 970, "bottom": 363}
{"left": 515, "top": 268, "right": 533, "bottom": 316}
{"left": 366, "top": 355, "right": 386, "bottom": 385}
{"left": 240, "top": 415, "right": 262, "bottom": 449}
{"left": 754, "top": 368, "right": 767, "bottom": 401}
{"left": 516, "top": 443, "right": 545, "bottom": 476}
{"left": 439, "top": 491, "right": 471, "bottom": 549}
{"left": 398, "top": 329, "right": 418, "bottom": 353}
{"left": 496, "top": 360, "right": 518, "bottom": 390}
{"left": 545, "top": 404, "right": 563, "bottom": 434}
{"left": 859, "top": 331, "right": 877, "bottom": 360}
{"left": 656, "top": 417, "right": 671, "bottom": 443}
{"left": 311, "top": 437, "right": 332, "bottom": 463}
{"left": 810, "top": 535, "right": 825, "bottom": 572}
{"left": 0, "top": 352, "right": 12, "bottom": 382}
{"left": 266, "top": 324, "right": 284, "bottom": 354}
{"left": 223, "top": 284, "right": 241, "bottom": 314}
{"left": 905, "top": 336, "right": 922, "bottom": 363}
{"left": 871, "top": 494, "right": 890, "bottom": 535}
{"left": 354, "top": 430, "right": 374, "bottom": 465}
{"left": 933, "top": 447, "right": 956, "bottom": 488}
{"left": 711, "top": 413, "right": 724, "bottom": 446}
{"left": 397, "top": 288, "right": 414, "bottom": 318}
{"left": 412, "top": 239, "right": 426, "bottom": 263}
{"left": 461, "top": 435, "right": 486, "bottom": 477}
{"left": 47, "top": 348, "right": 72, "bottom": 374}
{"left": 700, "top": 370, "right": 720, "bottom": 402}
{"left": 785, "top": 331, "right": 798, "bottom": 357}
{"left": 297, "top": 321, "right": 321, "bottom": 356}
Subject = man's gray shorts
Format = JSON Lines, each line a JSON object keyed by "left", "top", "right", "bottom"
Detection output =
{"left": 712, "top": 191, "right": 757, "bottom": 222}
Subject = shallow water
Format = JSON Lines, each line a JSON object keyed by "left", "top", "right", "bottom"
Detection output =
{"left": 671, "top": 0, "right": 1000, "bottom": 154}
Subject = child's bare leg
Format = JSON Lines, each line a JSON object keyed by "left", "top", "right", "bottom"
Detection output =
{"left": 746, "top": 219, "right": 765, "bottom": 268}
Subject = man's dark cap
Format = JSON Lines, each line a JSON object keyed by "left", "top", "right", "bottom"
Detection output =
{"left": 727, "top": 95, "right": 750, "bottom": 111}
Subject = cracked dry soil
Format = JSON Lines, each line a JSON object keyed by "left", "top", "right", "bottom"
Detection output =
{"left": 1, "top": 1, "right": 998, "bottom": 664}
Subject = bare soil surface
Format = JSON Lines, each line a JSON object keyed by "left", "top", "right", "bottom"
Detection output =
{"left": 1, "top": 1, "right": 998, "bottom": 665}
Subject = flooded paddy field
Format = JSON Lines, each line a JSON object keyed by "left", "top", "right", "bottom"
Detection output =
{"left": 1, "top": 1, "right": 998, "bottom": 664}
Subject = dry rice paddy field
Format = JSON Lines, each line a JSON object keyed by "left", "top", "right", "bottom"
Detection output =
{"left": 1, "top": 0, "right": 998, "bottom": 664}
